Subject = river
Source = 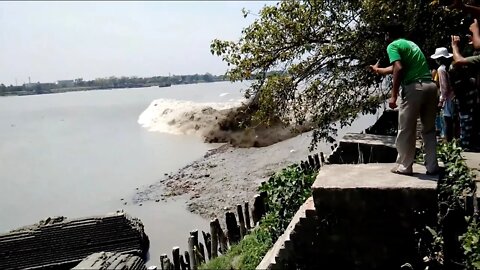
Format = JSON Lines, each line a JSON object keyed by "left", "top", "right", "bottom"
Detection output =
{"left": 0, "top": 81, "right": 248, "bottom": 265}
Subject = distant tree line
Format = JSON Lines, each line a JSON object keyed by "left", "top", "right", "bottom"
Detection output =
{"left": 0, "top": 73, "right": 226, "bottom": 96}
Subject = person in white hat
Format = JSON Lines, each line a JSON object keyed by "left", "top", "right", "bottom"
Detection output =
{"left": 431, "top": 47, "right": 454, "bottom": 142}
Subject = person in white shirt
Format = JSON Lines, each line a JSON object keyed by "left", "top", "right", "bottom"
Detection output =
{"left": 431, "top": 47, "right": 454, "bottom": 142}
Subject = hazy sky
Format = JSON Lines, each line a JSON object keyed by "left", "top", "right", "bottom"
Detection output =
{"left": 0, "top": 1, "right": 274, "bottom": 85}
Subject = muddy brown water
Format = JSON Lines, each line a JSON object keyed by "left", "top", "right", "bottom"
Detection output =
{"left": 0, "top": 81, "right": 248, "bottom": 266}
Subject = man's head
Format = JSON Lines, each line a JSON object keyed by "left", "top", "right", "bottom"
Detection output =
{"left": 384, "top": 22, "right": 405, "bottom": 43}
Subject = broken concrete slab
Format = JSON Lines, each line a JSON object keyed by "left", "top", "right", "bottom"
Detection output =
{"left": 0, "top": 211, "right": 149, "bottom": 270}
{"left": 327, "top": 133, "right": 398, "bottom": 164}
{"left": 72, "top": 251, "right": 147, "bottom": 270}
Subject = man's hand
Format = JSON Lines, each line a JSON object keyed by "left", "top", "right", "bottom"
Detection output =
{"left": 388, "top": 96, "right": 398, "bottom": 109}
{"left": 369, "top": 60, "right": 380, "bottom": 74}
{"left": 451, "top": 35, "right": 461, "bottom": 49}
{"left": 470, "top": 19, "right": 480, "bottom": 36}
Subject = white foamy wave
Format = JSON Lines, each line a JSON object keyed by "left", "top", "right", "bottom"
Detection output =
{"left": 138, "top": 98, "right": 245, "bottom": 135}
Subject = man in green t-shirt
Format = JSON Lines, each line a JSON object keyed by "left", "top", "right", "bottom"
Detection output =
{"left": 370, "top": 23, "right": 440, "bottom": 175}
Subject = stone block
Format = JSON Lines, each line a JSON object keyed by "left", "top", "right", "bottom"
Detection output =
{"left": 310, "top": 163, "right": 438, "bottom": 269}
{"left": 327, "top": 133, "right": 398, "bottom": 164}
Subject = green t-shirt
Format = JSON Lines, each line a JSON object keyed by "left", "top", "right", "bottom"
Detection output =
{"left": 387, "top": 38, "right": 431, "bottom": 85}
{"left": 465, "top": 54, "right": 480, "bottom": 65}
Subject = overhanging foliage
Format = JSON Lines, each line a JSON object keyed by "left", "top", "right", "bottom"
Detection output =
{"left": 211, "top": 0, "right": 464, "bottom": 148}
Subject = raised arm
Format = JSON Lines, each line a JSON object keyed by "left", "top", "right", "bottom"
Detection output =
{"left": 370, "top": 64, "right": 394, "bottom": 75}
{"left": 451, "top": 35, "right": 470, "bottom": 66}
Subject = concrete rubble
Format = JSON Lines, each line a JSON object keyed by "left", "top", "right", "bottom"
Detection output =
{"left": 72, "top": 251, "right": 147, "bottom": 270}
{"left": 0, "top": 211, "right": 149, "bottom": 270}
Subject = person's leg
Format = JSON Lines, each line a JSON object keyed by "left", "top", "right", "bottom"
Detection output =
{"left": 420, "top": 82, "right": 440, "bottom": 173}
{"left": 443, "top": 99, "right": 454, "bottom": 142}
{"left": 395, "top": 83, "right": 421, "bottom": 174}
{"left": 444, "top": 116, "right": 453, "bottom": 142}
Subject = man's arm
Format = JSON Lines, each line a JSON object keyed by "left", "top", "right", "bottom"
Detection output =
{"left": 370, "top": 64, "right": 393, "bottom": 75}
{"left": 389, "top": 61, "right": 402, "bottom": 109}
{"left": 451, "top": 35, "right": 470, "bottom": 66}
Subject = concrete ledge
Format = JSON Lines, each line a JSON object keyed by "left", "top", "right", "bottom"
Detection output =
{"left": 327, "top": 133, "right": 398, "bottom": 164}
{"left": 256, "top": 197, "right": 315, "bottom": 270}
{"left": 314, "top": 163, "right": 438, "bottom": 189}
{"left": 311, "top": 163, "right": 438, "bottom": 269}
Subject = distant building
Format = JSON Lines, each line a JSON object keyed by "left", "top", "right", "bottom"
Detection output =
{"left": 56, "top": 80, "right": 75, "bottom": 88}
{"left": 24, "top": 82, "right": 55, "bottom": 89}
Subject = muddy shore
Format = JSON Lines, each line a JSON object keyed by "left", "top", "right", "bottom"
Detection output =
{"left": 133, "top": 111, "right": 379, "bottom": 222}
{"left": 133, "top": 131, "right": 329, "bottom": 221}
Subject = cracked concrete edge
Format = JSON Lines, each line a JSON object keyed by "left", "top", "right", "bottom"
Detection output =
{"left": 256, "top": 197, "right": 314, "bottom": 270}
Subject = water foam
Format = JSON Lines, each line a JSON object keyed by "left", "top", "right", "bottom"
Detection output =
{"left": 138, "top": 98, "right": 245, "bottom": 136}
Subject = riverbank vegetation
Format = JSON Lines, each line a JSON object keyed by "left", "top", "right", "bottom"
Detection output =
{"left": 0, "top": 73, "right": 225, "bottom": 96}
{"left": 420, "top": 141, "right": 479, "bottom": 269}
{"left": 200, "top": 164, "right": 318, "bottom": 269}
{"left": 211, "top": 0, "right": 464, "bottom": 147}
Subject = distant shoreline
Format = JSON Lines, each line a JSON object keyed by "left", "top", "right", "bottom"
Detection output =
{"left": 0, "top": 80, "right": 229, "bottom": 97}
{"left": 0, "top": 73, "right": 227, "bottom": 97}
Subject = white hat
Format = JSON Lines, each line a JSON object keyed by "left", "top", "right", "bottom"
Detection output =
{"left": 431, "top": 47, "right": 453, "bottom": 59}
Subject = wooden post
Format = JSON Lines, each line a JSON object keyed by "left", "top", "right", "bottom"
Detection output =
{"left": 198, "top": 242, "right": 206, "bottom": 263}
{"left": 163, "top": 257, "right": 172, "bottom": 270}
{"left": 252, "top": 194, "right": 265, "bottom": 225}
{"left": 188, "top": 236, "right": 197, "bottom": 270}
{"left": 190, "top": 230, "right": 199, "bottom": 251}
{"left": 179, "top": 254, "right": 187, "bottom": 270}
{"left": 244, "top": 201, "right": 251, "bottom": 230}
{"left": 183, "top": 251, "right": 191, "bottom": 270}
{"left": 300, "top": 161, "right": 308, "bottom": 171}
{"left": 237, "top": 204, "right": 247, "bottom": 239}
{"left": 314, "top": 153, "right": 321, "bottom": 169}
{"left": 225, "top": 211, "right": 240, "bottom": 245}
{"left": 260, "top": 191, "right": 269, "bottom": 212}
{"left": 308, "top": 155, "right": 315, "bottom": 169}
{"left": 210, "top": 220, "right": 218, "bottom": 258}
{"left": 320, "top": 152, "right": 325, "bottom": 164}
{"left": 160, "top": 254, "right": 167, "bottom": 270}
{"left": 214, "top": 218, "right": 228, "bottom": 253}
{"left": 172, "top": 247, "right": 180, "bottom": 270}
{"left": 202, "top": 231, "right": 212, "bottom": 260}
{"left": 190, "top": 230, "right": 200, "bottom": 264}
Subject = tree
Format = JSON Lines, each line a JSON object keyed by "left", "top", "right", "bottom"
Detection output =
{"left": 211, "top": 0, "right": 464, "bottom": 148}
{"left": 202, "top": 73, "right": 214, "bottom": 82}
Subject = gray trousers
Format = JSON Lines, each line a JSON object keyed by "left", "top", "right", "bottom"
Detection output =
{"left": 396, "top": 81, "right": 440, "bottom": 173}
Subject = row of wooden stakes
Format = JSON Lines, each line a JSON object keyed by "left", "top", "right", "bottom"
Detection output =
{"left": 154, "top": 152, "right": 325, "bottom": 270}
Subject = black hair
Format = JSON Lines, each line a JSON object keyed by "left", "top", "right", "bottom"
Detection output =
{"left": 384, "top": 22, "right": 405, "bottom": 40}
{"left": 436, "top": 57, "right": 452, "bottom": 67}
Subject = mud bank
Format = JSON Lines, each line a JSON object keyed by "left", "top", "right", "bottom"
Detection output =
{"left": 135, "top": 97, "right": 380, "bottom": 221}
{"left": 133, "top": 131, "right": 320, "bottom": 220}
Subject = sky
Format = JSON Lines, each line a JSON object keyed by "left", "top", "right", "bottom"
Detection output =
{"left": 0, "top": 1, "right": 275, "bottom": 86}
